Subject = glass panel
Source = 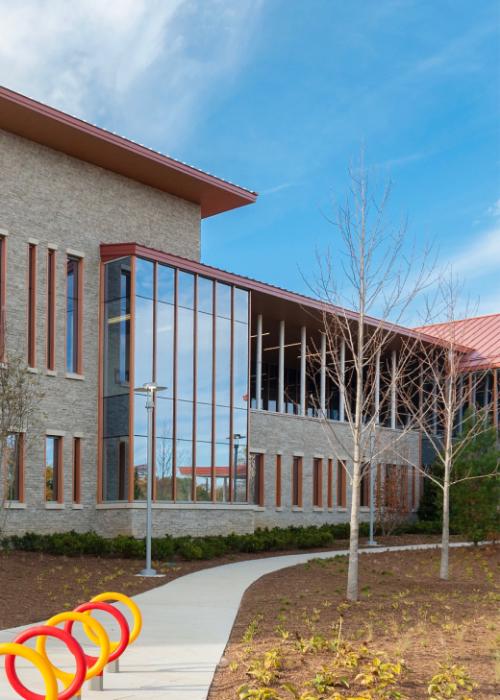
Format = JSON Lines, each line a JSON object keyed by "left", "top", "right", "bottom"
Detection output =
{"left": 104, "top": 257, "right": 131, "bottom": 302}
{"left": 233, "top": 321, "right": 249, "bottom": 409}
{"left": 216, "top": 282, "right": 231, "bottom": 319}
{"left": 135, "top": 258, "right": 154, "bottom": 299}
{"left": 215, "top": 442, "right": 230, "bottom": 502}
{"left": 134, "top": 296, "right": 154, "bottom": 387}
{"left": 157, "top": 264, "right": 175, "bottom": 305}
{"left": 5, "top": 434, "right": 20, "bottom": 501}
{"left": 104, "top": 298, "right": 131, "bottom": 396}
{"left": 156, "top": 301, "right": 174, "bottom": 397}
{"left": 195, "top": 441, "right": 212, "bottom": 501}
{"left": 103, "top": 395, "right": 129, "bottom": 438}
{"left": 178, "top": 271, "right": 194, "bottom": 309}
{"left": 177, "top": 306, "right": 194, "bottom": 401}
{"left": 103, "top": 436, "right": 129, "bottom": 501}
{"left": 155, "top": 437, "right": 173, "bottom": 500}
{"left": 156, "top": 397, "right": 173, "bottom": 439}
{"left": 233, "top": 288, "right": 249, "bottom": 323}
{"left": 133, "top": 436, "right": 148, "bottom": 500}
{"left": 197, "top": 277, "right": 213, "bottom": 314}
{"left": 197, "top": 311, "right": 213, "bottom": 403}
{"left": 176, "top": 439, "right": 193, "bottom": 501}
{"left": 45, "top": 436, "right": 59, "bottom": 502}
{"left": 177, "top": 400, "right": 193, "bottom": 441}
{"left": 133, "top": 394, "right": 148, "bottom": 437}
{"left": 66, "top": 257, "right": 79, "bottom": 373}
{"left": 197, "top": 402, "right": 212, "bottom": 442}
{"left": 215, "top": 405, "right": 230, "bottom": 443}
{"left": 215, "top": 316, "right": 231, "bottom": 406}
{"left": 233, "top": 407, "right": 247, "bottom": 440}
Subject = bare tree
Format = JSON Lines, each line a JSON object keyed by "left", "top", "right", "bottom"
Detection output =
{"left": 0, "top": 351, "right": 44, "bottom": 533}
{"left": 399, "top": 274, "right": 499, "bottom": 579}
{"left": 308, "top": 158, "right": 433, "bottom": 601}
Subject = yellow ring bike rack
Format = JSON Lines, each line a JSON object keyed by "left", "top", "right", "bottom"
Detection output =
{"left": 0, "top": 642, "right": 58, "bottom": 700}
{"left": 86, "top": 591, "right": 142, "bottom": 652}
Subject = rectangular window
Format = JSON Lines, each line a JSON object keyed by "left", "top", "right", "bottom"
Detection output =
{"left": 337, "top": 460, "right": 346, "bottom": 507}
{"left": 45, "top": 435, "right": 63, "bottom": 502}
{"left": 360, "top": 466, "right": 370, "bottom": 507}
{"left": 46, "top": 248, "right": 56, "bottom": 370}
{"left": 313, "top": 458, "right": 323, "bottom": 507}
{"left": 249, "top": 452, "right": 264, "bottom": 506}
{"left": 66, "top": 255, "right": 82, "bottom": 374}
{"left": 0, "top": 235, "right": 6, "bottom": 360}
{"left": 73, "top": 437, "right": 81, "bottom": 504}
{"left": 3, "top": 433, "right": 23, "bottom": 501}
{"left": 327, "top": 458, "right": 333, "bottom": 508}
{"left": 292, "top": 456, "right": 302, "bottom": 507}
{"left": 27, "top": 243, "right": 37, "bottom": 367}
{"left": 275, "top": 454, "right": 282, "bottom": 507}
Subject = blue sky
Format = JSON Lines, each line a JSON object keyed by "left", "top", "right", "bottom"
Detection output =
{"left": 1, "top": 0, "right": 499, "bottom": 320}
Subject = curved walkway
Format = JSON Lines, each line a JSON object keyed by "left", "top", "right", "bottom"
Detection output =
{"left": 0, "top": 541, "right": 478, "bottom": 699}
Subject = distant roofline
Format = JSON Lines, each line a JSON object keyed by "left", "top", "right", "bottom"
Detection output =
{"left": 100, "top": 241, "right": 472, "bottom": 349}
{"left": 0, "top": 85, "right": 257, "bottom": 218}
{"left": 416, "top": 312, "right": 500, "bottom": 329}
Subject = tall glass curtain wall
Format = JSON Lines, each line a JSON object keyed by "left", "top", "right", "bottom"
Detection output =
{"left": 102, "top": 256, "right": 250, "bottom": 503}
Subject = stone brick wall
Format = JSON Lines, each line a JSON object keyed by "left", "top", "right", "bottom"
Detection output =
{"left": 0, "top": 129, "right": 200, "bottom": 536}
{"left": 249, "top": 409, "right": 420, "bottom": 530}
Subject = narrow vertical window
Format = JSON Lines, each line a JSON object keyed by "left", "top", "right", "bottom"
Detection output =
{"left": 275, "top": 454, "right": 282, "bottom": 507}
{"left": 27, "top": 243, "right": 37, "bottom": 367}
{"left": 67, "top": 255, "right": 82, "bottom": 374}
{"left": 73, "top": 437, "right": 81, "bottom": 504}
{"left": 337, "top": 460, "right": 346, "bottom": 507}
{"left": 327, "top": 458, "right": 333, "bottom": 508}
{"left": 292, "top": 456, "right": 302, "bottom": 507}
{"left": 0, "top": 235, "right": 6, "bottom": 360}
{"left": 313, "top": 458, "right": 323, "bottom": 507}
{"left": 45, "top": 435, "right": 62, "bottom": 502}
{"left": 360, "top": 466, "right": 370, "bottom": 507}
{"left": 47, "top": 248, "right": 56, "bottom": 370}
{"left": 3, "top": 433, "right": 23, "bottom": 502}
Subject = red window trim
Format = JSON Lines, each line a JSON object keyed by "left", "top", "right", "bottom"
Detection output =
{"left": 292, "top": 456, "right": 303, "bottom": 507}
{"left": 45, "top": 435, "right": 64, "bottom": 503}
{"left": 275, "top": 454, "right": 282, "bottom": 507}
{"left": 27, "top": 243, "right": 37, "bottom": 367}
{"left": 46, "top": 248, "right": 56, "bottom": 371}
{"left": 73, "top": 437, "right": 81, "bottom": 504}
{"left": 327, "top": 458, "right": 333, "bottom": 509}
{"left": 0, "top": 236, "right": 7, "bottom": 361}
{"left": 337, "top": 460, "right": 347, "bottom": 508}
{"left": 313, "top": 458, "right": 323, "bottom": 507}
{"left": 66, "top": 255, "right": 84, "bottom": 375}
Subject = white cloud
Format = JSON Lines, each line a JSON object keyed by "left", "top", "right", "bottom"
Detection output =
{"left": 486, "top": 198, "right": 500, "bottom": 218}
{"left": 0, "top": 0, "right": 262, "bottom": 148}
{"left": 450, "top": 227, "right": 500, "bottom": 280}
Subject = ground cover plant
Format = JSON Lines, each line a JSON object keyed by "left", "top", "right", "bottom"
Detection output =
{"left": 209, "top": 545, "right": 499, "bottom": 699}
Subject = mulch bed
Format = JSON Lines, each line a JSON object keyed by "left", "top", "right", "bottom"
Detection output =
{"left": 209, "top": 544, "right": 499, "bottom": 699}
{"left": 0, "top": 534, "right": 465, "bottom": 630}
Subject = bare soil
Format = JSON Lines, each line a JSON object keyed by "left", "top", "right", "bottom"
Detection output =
{"left": 210, "top": 545, "right": 499, "bottom": 699}
{"left": 0, "top": 534, "right": 463, "bottom": 630}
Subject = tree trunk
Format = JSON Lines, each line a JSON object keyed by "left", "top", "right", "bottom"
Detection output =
{"left": 440, "top": 476, "right": 450, "bottom": 580}
{"left": 347, "top": 464, "right": 361, "bottom": 600}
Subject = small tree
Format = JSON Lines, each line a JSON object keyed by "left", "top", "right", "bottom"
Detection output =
{"left": 0, "top": 352, "right": 44, "bottom": 532}
{"left": 309, "top": 158, "right": 433, "bottom": 600}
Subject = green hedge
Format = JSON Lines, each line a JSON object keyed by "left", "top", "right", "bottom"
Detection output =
{"left": 0, "top": 520, "right": 445, "bottom": 562}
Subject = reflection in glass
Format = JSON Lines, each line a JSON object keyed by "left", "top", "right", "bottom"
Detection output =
{"left": 215, "top": 405, "right": 230, "bottom": 443}
{"left": 66, "top": 257, "right": 80, "bottom": 373}
{"left": 178, "top": 271, "right": 194, "bottom": 309}
{"left": 177, "top": 400, "right": 193, "bottom": 441}
{"left": 158, "top": 264, "right": 174, "bottom": 304}
{"left": 5, "top": 434, "right": 20, "bottom": 501}
{"left": 216, "top": 282, "right": 231, "bottom": 319}
{"left": 197, "top": 277, "right": 213, "bottom": 314}
{"left": 233, "top": 288, "right": 249, "bottom": 323}
{"left": 133, "top": 394, "right": 148, "bottom": 437}
{"left": 215, "top": 316, "right": 231, "bottom": 406}
{"left": 155, "top": 437, "right": 173, "bottom": 500}
{"left": 176, "top": 439, "right": 193, "bottom": 500}
{"left": 177, "top": 306, "right": 194, "bottom": 401}
{"left": 103, "top": 395, "right": 129, "bottom": 438}
{"left": 197, "top": 402, "right": 212, "bottom": 442}
{"left": 156, "top": 397, "right": 173, "bottom": 439}
{"left": 135, "top": 258, "right": 154, "bottom": 299}
{"left": 45, "top": 436, "right": 60, "bottom": 502}
{"left": 133, "top": 436, "right": 148, "bottom": 500}
{"left": 233, "top": 321, "right": 249, "bottom": 409}
{"left": 195, "top": 441, "right": 212, "bottom": 501}
{"left": 103, "top": 437, "right": 129, "bottom": 501}
{"left": 197, "top": 311, "right": 213, "bottom": 403}
{"left": 156, "top": 301, "right": 174, "bottom": 397}
{"left": 134, "top": 296, "right": 154, "bottom": 387}
{"left": 215, "top": 443, "right": 230, "bottom": 502}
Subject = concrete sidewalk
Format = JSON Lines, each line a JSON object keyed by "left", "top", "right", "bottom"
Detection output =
{"left": 0, "top": 542, "right": 477, "bottom": 699}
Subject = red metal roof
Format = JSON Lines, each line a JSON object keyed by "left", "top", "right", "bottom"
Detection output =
{"left": 415, "top": 314, "right": 500, "bottom": 370}
{"left": 0, "top": 85, "right": 257, "bottom": 218}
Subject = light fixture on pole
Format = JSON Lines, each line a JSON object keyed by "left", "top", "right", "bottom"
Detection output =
{"left": 227, "top": 433, "right": 246, "bottom": 501}
{"left": 134, "top": 382, "right": 166, "bottom": 577}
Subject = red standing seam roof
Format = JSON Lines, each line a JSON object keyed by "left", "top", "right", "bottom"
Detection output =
{"left": 415, "top": 313, "right": 500, "bottom": 371}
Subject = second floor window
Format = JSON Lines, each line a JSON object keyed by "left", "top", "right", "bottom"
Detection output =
{"left": 47, "top": 249, "right": 56, "bottom": 370}
{"left": 27, "top": 243, "right": 37, "bottom": 367}
{"left": 66, "top": 256, "right": 82, "bottom": 373}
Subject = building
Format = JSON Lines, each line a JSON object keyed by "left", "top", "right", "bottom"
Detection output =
{"left": 0, "top": 87, "right": 498, "bottom": 537}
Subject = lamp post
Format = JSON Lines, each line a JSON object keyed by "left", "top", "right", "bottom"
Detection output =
{"left": 227, "top": 433, "right": 245, "bottom": 500}
{"left": 134, "top": 382, "right": 166, "bottom": 577}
